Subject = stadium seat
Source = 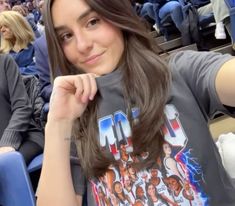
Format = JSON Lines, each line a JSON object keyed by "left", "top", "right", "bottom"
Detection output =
{"left": 27, "top": 153, "right": 43, "bottom": 173}
{"left": 0, "top": 152, "right": 35, "bottom": 206}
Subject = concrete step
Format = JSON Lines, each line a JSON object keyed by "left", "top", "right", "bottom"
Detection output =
{"left": 160, "top": 43, "right": 198, "bottom": 59}
{"left": 158, "top": 37, "right": 182, "bottom": 52}
{"left": 211, "top": 43, "right": 234, "bottom": 55}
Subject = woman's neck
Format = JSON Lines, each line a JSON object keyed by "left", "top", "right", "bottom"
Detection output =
{"left": 12, "top": 44, "right": 23, "bottom": 52}
{"left": 12, "top": 39, "right": 27, "bottom": 52}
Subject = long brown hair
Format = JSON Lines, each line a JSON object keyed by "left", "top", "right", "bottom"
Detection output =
{"left": 44, "top": 0, "right": 171, "bottom": 178}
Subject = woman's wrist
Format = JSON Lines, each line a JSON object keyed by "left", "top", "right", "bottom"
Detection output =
{"left": 45, "top": 119, "right": 74, "bottom": 147}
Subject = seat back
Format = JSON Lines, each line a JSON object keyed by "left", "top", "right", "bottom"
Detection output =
{"left": 0, "top": 152, "right": 35, "bottom": 206}
{"left": 27, "top": 153, "right": 43, "bottom": 173}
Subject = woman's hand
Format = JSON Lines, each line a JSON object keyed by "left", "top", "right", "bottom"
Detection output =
{"left": 48, "top": 73, "right": 98, "bottom": 122}
{"left": 0, "top": 146, "right": 15, "bottom": 154}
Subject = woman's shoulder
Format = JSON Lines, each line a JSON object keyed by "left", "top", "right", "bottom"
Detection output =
{"left": 0, "top": 53, "right": 15, "bottom": 64}
{"left": 167, "top": 50, "right": 232, "bottom": 74}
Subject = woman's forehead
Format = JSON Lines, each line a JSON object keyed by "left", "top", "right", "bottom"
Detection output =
{"left": 51, "top": 0, "right": 92, "bottom": 26}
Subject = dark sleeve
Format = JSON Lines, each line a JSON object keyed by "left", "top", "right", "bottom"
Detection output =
{"left": 34, "top": 36, "right": 52, "bottom": 102}
{"left": 169, "top": 50, "right": 235, "bottom": 118}
{"left": 0, "top": 55, "right": 33, "bottom": 149}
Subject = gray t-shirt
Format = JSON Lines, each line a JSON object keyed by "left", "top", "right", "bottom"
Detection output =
{"left": 75, "top": 50, "right": 235, "bottom": 206}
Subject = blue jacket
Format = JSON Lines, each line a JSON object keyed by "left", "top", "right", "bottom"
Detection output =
{"left": 9, "top": 43, "right": 38, "bottom": 76}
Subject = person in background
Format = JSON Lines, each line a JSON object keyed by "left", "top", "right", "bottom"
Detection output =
{"left": 0, "top": 54, "right": 43, "bottom": 165}
{"left": 0, "top": 0, "right": 10, "bottom": 13}
{"left": 189, "top": 0, "right": 230, "bottom": 40}
{"left": 12, "top": 4, "right": 41, "bottom": 38}
{"left": 37, "top": 0, "right": 235, "bottom": 205}
{"left": 209, "top": 0, "right": 229, "bottom": 40}
{"left": 132, "top": 0, "right": 191, "bottom": 46}
{"left": 0, "top": 10, "right": 38, "bottom": 76}
{"left": 34, "top": 33, "right": 51, "bottom": 125}
{"left": 36, "top": 0, "right": 44, "bottom": 35}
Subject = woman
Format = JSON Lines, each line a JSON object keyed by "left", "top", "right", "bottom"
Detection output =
{"left": 145, "top": 182, "right": 169, "bottom": 206}
{"left": 161, "top": 142, "right": 186, "bottom": 180}
{"left": 37, "top": 0, "right": 235, "bottom": 205}
{"left": 0, "top": 10, "right": 38, "bottom": 76}
{"left": 112, "top": 181, "right": 133, "bottom": 205}
{"left": 166, "top": 175, "right": 194, "bottom": 205}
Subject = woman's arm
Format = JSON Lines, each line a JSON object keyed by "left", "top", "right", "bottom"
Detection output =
{"left": 215, "top": 58, "right": 235, "bottom": 107}
{"left": 36, "top": 74, "right": 97, "bottom": 206}
{"left": 37, "top": 120, "right": 81, "bottom": 206}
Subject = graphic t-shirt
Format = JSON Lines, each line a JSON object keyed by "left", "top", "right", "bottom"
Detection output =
{"left": 80, "top": 51, "right": 235, "bottom": 206}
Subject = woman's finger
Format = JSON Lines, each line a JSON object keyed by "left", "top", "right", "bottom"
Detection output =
{"left": 80, "top": 74, "right": 91, "bottom": 103}
{"left": 87, "top": 73, "right": 98, "bottom": 100}
{"left": 74, "top": 75, "right": 84, "bottom": 101}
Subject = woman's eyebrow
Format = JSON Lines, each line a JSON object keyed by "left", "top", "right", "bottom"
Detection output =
{"left": 77, "top": 8, "right": 93, "bottom": 22}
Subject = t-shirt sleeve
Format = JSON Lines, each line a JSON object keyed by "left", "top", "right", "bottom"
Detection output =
{"left": 168, "top": 50, "right": 235, "bottom": 118}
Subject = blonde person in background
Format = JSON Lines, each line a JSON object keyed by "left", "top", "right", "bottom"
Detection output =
{"left": 0, "top": 10, "right": 38, "bottom": 76}
{"left": 12, "top": 4, "right": 41, "bottom": 38}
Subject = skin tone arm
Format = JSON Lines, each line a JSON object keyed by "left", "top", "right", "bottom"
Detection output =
{"left": 0, "top": 146, "right": 15, "bottom": 153}
{"left": 215, "top": 58, "right": 235, "bottom": 107}
{"left": 36, "top": 74, "right": 97, "bottom": 206}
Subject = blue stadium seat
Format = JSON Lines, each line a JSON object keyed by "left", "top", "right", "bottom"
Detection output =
{"left": 27, "top": 153, "right": 43, "bottom": 173}
{"left": 0, "top": 152, "right": 88, "bottom": 206}
{"left": 0, "top": 152, "right": 35, "bottom": 206}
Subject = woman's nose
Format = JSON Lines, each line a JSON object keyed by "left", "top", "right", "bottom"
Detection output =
{"left": 75, "top": 30, "right": 93, "bottom": 53}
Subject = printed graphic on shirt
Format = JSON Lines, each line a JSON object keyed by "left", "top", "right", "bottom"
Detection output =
{"left": 92, "top": 104, "right": 209, "bottom": 206}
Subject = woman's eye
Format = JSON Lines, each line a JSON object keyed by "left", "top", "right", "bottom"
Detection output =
{"left": 59, "top": 33, "right": 72, "bottom": 42}
{"left": 87, "top": 18, "right": 100, "bottom": 28}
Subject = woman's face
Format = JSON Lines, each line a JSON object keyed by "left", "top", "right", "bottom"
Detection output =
{"left": 0, "top": 25, "right": 14, "bottom": 40}
{"left": 0, "top": 0, "right": 10, "bottom": 12}
{"left": 167, "top": 177, "right": 180, "bottom": 191}
{"left": 147, "top": 184, "right": 155, "bottom": 197}
{"left": 163, "top": 143, "right": 171, "bottom": 155}
{"left": 52, "top": 0, "right": 124, "bottom": 76}
{"left": 114, "top": 182, "right": 123, "bottom": 194}
{"left": 136, "top": 186, "right": 144, "bottom": 197}
{"left": 124, "top": 176, "right": 131, "bottom": 187}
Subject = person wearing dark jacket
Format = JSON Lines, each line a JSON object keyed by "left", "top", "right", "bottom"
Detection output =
{"left": 34, "top": 33, "right": 52, "bottom": 124}
{"left": 0, "top": 54, "right": 43, "bottom": 165}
